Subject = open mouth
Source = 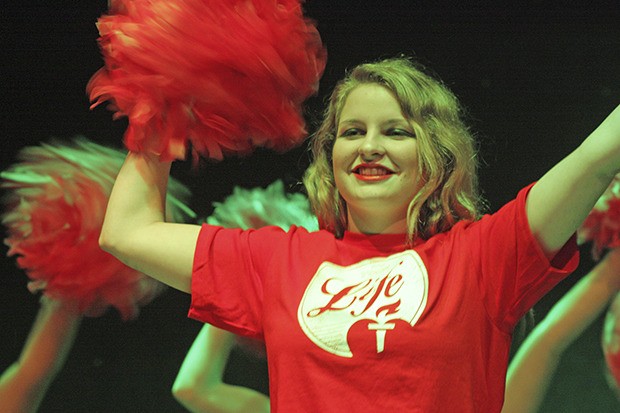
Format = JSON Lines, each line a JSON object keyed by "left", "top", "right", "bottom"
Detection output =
{"left": 352, "top": 164, "right": 395, "bottom": 180}
{"left": 352, "top": 165, "right": 394, "bottom": 176}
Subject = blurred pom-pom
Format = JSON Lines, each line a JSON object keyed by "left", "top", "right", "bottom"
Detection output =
{"left": 603, "top": 292, "right": 620, "bottom": 391}
{"left": 1, "top": 137, "right": 195, "bottom": 319}
{"left": 578, "top": 175, "right": 620, "bottom": 260}
{"left": 207, "top": 179, "right": 318, "bottom": 231}
{"left": 88, "top": 0, "right": 326, "bottom": 161}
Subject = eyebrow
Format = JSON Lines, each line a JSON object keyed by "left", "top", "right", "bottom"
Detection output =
{"left": 338, "top": 118, "right": 411, "bottom": 127}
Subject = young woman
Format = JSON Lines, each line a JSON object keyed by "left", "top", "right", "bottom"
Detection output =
{"left": 99, "top": 57, "right": 620, "bottom": 412}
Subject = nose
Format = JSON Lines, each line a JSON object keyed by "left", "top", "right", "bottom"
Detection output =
{"left": 358, "top": 129, "right": 385, "bottom": 161}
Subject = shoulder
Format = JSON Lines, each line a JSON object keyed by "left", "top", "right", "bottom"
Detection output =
{"left": 449, "top": 182, "right": 536, "bottom": 236}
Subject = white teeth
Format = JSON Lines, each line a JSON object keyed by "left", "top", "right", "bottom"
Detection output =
{"left": 357, "top": 167, "right": 388, "bottom": 176}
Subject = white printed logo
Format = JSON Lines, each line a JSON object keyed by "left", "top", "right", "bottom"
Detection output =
{"left": 297, "top": 250, "right": 428, "bottom": 358}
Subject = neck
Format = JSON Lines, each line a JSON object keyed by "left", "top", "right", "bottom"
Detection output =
{"left": 346, "top": 206, "right": 408, "bottom": 235}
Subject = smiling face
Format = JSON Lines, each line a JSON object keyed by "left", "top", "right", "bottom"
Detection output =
{"left": 332, "top": 83, "right": 421, "bottom": 234}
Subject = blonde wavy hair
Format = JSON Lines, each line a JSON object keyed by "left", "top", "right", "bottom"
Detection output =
{"left": 303, "top": 57, "right": 485, "bottom": 242}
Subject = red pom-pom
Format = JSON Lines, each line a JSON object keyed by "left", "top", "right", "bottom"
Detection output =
{"left": 87, "top": 0, "right": 327, "bottom": 161}
{"left": 603, "top": 292, "right": 620, "bottom": 391}
{"left": 578, "top": 176, "right": 620, "bottom": 260}
{"left": 1, "top": 137, "right": 195, "bottom": 319}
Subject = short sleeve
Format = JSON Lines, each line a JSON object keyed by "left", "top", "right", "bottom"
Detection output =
{"left": 188, "top": 224, "right": 285, "bottom": 338}
{"left": 471, "top": 183, "right": 579, "bottom": 331}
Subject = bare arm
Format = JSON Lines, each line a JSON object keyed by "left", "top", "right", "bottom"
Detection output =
{"left": 99, "top": 152, "right": 200, "bottom": 292}
{"left": 0, "top": 296, "right": 81, "bottom": 413}
{"left": 502, "top": 248, "right": 620, "bottom": 413}
{"left": 172, "top": 324, "right": 270, "bottom": 413}
{"left": 527, "top": 105, "right": 620, "bottom": 258}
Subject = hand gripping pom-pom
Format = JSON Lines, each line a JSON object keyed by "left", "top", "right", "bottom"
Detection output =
{"left": 1, "top": 137, "right": 196, "bottom": 319}
{"left": 603, "top": 292, "right": 620, "bottom": 390}
{"left": 578, "top": 175, "right": 620, "bottom": 260}
{"left": 87, "top": 0, "right": 327, "bottom": 161}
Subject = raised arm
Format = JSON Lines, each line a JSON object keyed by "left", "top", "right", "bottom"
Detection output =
{"left": 0, "top": 296, "right": 81, "bottom": 413}
{"left": 527, "top": 105, "right": 620, "bottom": 258}
{"left": 172, "top": 324, "right": 270, "bottom": 413}
{"left": 99, "top": 152, "right": 200, "bottom": 292}
{"left": 502, "top": 248, "right": 620, "bottom": 413}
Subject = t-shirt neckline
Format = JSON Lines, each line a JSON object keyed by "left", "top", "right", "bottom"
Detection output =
{"left": 341, "top": 231, "right": 411, "bottom": 252}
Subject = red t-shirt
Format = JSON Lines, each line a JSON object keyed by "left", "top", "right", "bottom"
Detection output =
{"left": 189, "top": 185, "right": 578, "bottom": 412}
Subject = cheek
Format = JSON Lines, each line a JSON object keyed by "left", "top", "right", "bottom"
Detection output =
{"left": 332, "top": 156, "right": 346, "bottom": 186}
{"left": 393, "top": 143, "right": 419, "bottom": 172}
{"left": 331, "top": 140, "right": 349, "bottom": 171}
{"left": 407, "top": 155, "right": 420, "bottom": 176}
{"left": 331, "top": 142, "right": 351, "bottom": 195}
{"left": 396, "top": 147, "right": 422, "bottom": 186}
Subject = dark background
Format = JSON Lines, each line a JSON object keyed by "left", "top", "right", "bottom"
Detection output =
{"left": 2, "top": 1, "right": 620, "bottom": 411}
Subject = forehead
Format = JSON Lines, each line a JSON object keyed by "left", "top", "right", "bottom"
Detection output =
{"left": 339, "top": 83, "right": 405, "bottom": 122}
